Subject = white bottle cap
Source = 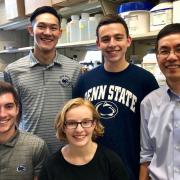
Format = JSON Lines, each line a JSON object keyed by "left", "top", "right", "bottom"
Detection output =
{"left": 61, "top": 18, "right": 67, "bottom": 24}
{"left": 71, "top": 15, "right": 79, "bottom": 20}
{"left": 81, "top": 13, "right": 89, "bottom": 20}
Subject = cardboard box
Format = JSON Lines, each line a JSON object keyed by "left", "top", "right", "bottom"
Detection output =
{"left": 5, "top": 0, "right": 25, "bottom": 20}
{"left": 24, "top": 0, "right": 52, "bottom": 15}
{"left": 52, "top": 0, "right": 87, "bottom": 7}
{"left": 0, "top": 0, "right": 10, "bottom": 24}
{"left": 99, "top": 0, "right": 116, "bottom": 15}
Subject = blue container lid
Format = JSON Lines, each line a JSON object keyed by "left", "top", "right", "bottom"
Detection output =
{"left": 117, "top": 1, "right": 153, "bottom": 13}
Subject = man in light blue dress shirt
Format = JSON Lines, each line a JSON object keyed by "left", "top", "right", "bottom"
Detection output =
{"left": 140, "top": 23, "right": 180, "bottom": 180}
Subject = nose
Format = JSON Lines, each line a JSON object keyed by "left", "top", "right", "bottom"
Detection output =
{"left": 75, "top": 123, "right": 84, "bottom": 131}
{"left": 166, "top": 51, "right": 178, "bottom": 61}
{"left": 0, "top": 107, "right": 7, "bottom": 118}
{"left": 43, "top": 27, "right": 52, "bottom": 35}
{"left": 108, "top": 38, "right": 116, "bottom": 47}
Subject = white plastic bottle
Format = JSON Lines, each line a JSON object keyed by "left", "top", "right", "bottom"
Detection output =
{"left": 66, "top": 21, "right": 70, "bottom": 43}
{"left": 79, "top": 13, "right": 89, "bottom": 41}
{"left": 58, "top": 18, "right": 67, "bottom": 44}
{"left": 88, "top": 14, "right": 103, "bottom": 40}
{"left": 69, "top": 15, "right": 80, "bottom": 43}
{"left": 94, "top": 14, "right": 103, "bottom": 23}
{"left": 88, "top": 17, "right": 97, "bottom": 40}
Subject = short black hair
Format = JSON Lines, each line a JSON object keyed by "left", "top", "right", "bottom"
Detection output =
{"left": 96, "top": 14, "right": 129, "bottom": 39}
{"left": 0, "top": 81, "right": 19, "bottom": 106}
{"left": 30, "top": 6, "right": 61, "bottom": 25}
{"left": 155, "top": 23, "right": 180, "bottom": 52}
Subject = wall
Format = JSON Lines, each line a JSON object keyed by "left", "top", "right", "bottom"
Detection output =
{"left": 0, "top": 29, "right": 29, "bottom": 71}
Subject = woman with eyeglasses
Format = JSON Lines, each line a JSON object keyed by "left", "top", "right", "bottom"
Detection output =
{"left": 39, "top": 98, "right": 129, "bottom": 180}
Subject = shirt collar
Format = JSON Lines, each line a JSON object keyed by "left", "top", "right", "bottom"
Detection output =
{"left": 29, "top": 50, "right": 62, "bottom": 67}
{"left": 2, "top": 129, "right": 20, "bottom": 148}
{"left": 167, "top": 89, "right": 180, "bottom": 101}
{"left": 165, "top": 83, "right": 180, "bottom": 101}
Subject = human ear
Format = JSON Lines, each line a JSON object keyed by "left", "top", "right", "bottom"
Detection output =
{"left": 27, "top": 25, "right": 34, "bottom": 37}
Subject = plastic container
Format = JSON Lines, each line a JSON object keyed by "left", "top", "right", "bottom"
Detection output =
{"left": 79, "top": 13, "right": 89, "bottom": 41}
{"left": 117, "top": 1, "right": 153, "bottom": 35}
{"left": 142, "top": 49, "right": 157, "bottom": 74}
{"left": 66, "top": 22, "right": 70, "bottom": 43}
{"left": 142, "top": 49, "right": 165, "bottom": 85}
{"left": 150, "top": 0, "right": 173, "bottom": 31}
{"left": 58, "top": 18, "right": 67, "bottom": 44}
{"left": 87, "top": 14, "right": 103, "bottom": 40}
{"left": 173, "top": 0, "right": 180, "bottom": 23}
{"left": 88, "top": 17, "right": 97, "bottom": 40}
{"left": 69, "top": 15, "right": 80, "bottom": 42}
{"left": 94, "top": 14, "right": 103, "bottom": 23}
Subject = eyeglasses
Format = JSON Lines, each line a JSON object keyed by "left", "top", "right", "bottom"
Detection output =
{"left": 64, "top": 120, "right": 95, "bottom": 129}
{"left": 157, "top": 47, "right": 180, "bottom": 58}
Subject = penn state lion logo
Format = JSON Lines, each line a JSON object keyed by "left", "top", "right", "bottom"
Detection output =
{"left": 59, "top": 75, "right": 71, "bottom": 87}
{"left": 17, "top": 164, "right": 26, "bottom": 172}
{"left": 95, "top": 101, "right": 118, "bottom": 119}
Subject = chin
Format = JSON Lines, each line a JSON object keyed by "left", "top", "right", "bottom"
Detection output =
{"left": 41, "top": 46, "right": 55, "bottom": 52}
{"left": 72, "top": 140, "right": 89, "bottom": 147}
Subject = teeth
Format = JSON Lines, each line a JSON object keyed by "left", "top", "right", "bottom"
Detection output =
{"left": 74, "top": 135, "right": 85, "bottom": 139}
{"left": 108, "top": 50, "right": 116, "bottom": 53}
{"left": 0, "top": 120, "right": 8, "bottom": 124}
{"left": 41, "top": 38, "right": 52, "bottom": 41}
{"left": 166, "top": 65, "right": 180, "bottom": 69}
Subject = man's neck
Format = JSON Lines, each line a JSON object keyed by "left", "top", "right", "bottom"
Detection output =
{"left": 104, "top": 60, "right": 129, "bottom": 72}
{"left": 33, "top": 48, "right": 56, "bottom": 65}
{"left": 167, "top": 79, "right": 180, "bottom": 95}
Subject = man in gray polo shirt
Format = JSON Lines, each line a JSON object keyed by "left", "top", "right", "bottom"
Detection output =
{"left": 0, "top": 81, "right": 48, "bottom": 180}
{"left": 4, "top": 6, "right": 81, "bottom": 154}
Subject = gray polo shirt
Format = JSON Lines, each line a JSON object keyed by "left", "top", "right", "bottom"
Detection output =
{"left": 0, "top": 130, "right": 48, "bottom": 180}
{"left": 4, "top": 51, "right": 81, "bottom": 153}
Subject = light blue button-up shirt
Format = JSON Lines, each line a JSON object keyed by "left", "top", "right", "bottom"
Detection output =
{"left": 140, "top": 84, "right": 180, "bottom": 180}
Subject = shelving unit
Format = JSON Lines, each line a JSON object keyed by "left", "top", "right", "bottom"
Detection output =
{"left": 0, "top": 30, "right": 159, "bottom": 54}
{"left": 132, "top": 31, "right": 159, "bottom": 40}
{"left": 0, "top": 0, "right": 159, "bottom": 69}
{"left": 0, "top": 0, "right": 103, "bottom": 30}
{"left": 0, "top": 46, "right": 32, "bottom": 54}
{"left": 0, "top": 18, "right": 30, "bottom": 30}
{"left": 0, "top": 0, "right": 104, "bottom": 55}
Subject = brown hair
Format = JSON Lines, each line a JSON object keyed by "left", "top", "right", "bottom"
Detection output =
{"left": 96, "top": 14, "right": 129, "bottom": 39}
{"left": 0, "top": 81, "right": 19, "bottom": 106}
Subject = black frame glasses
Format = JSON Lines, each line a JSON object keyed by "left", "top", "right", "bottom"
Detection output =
{"left": 64, "top": 120, "right": 95, "bottom": 129}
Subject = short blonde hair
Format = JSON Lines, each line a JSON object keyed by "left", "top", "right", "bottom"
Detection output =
{"left": 55, "top": 98, "right": 104, "bottom": 141}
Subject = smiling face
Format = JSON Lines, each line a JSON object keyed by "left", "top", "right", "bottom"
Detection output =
{"left": 0, "top": 93, "right": 19, "bottom": 142}
{"left": 96, "top": 23, "right": 131, "bottom": 70}
{"left": 157, "top": 33, "right": 180, "bottom": 83}
{"left": 28, "top": 13, "right": 62, "bottom": 53}
{"left": 64, "top": 105, "right": 96, "bottom": 148}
